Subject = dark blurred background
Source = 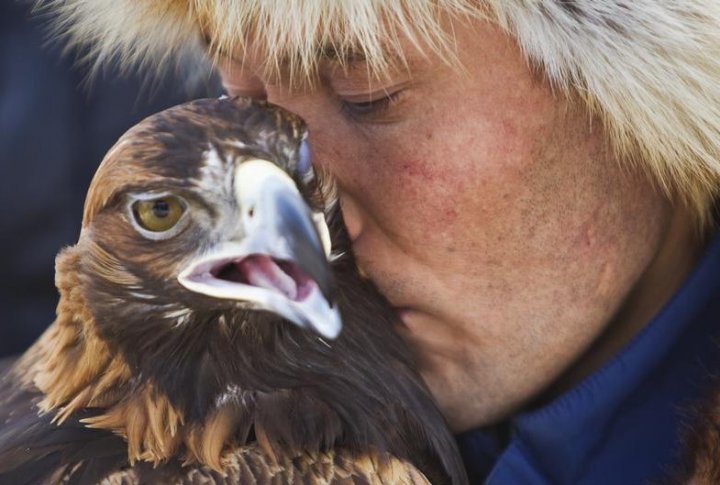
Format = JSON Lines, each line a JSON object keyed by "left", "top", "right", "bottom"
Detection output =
{"left": 0, "top": 2, "right": 222, "bottom": 357}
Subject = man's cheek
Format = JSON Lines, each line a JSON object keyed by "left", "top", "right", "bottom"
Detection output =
{"left": 385, "top": 157, "right": 470, "bottom": 234}
{"left": 345, "top": 136, "right": 473, "bottom": 238}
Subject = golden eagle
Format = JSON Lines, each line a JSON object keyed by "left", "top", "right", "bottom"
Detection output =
{"left": 0, "top": 97, "right": 467, "bottom": 484}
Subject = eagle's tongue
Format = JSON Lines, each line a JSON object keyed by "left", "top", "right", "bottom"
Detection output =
{"left": 236, "top": 254, "right": 298, "bottom": 300}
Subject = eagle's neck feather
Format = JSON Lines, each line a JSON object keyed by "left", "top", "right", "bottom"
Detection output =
{"left": 26, "top": 318, "right": 244, "bottom": 470}
{"left": 21, "top": 248, "right": 237, "bottom": 470}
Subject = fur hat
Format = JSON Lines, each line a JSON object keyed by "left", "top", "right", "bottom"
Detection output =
{"left": 39, "top": 0, "right": 720, "bottom": 226}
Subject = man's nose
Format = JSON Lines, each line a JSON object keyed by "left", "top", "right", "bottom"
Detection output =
{"left": 338, "top": 193, "right": 364, "bottom": 242}
{"left": 305, "top": 137, "right": 366, "bottom": 243}
{"left": 263, "top": 91, "right": 367, "bottom": 241}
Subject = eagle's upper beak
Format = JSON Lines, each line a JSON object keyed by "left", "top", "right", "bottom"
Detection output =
{"left": 178, "top": 159, "right": 341, "bottom": 339}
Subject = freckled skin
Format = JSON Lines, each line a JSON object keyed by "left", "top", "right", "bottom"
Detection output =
{"left": 217, "top": 18, "right": 700, "bottom": 431}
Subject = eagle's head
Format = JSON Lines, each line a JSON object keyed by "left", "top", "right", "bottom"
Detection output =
{"left": 81, "top": 96, "right": 339, "bottom": 341}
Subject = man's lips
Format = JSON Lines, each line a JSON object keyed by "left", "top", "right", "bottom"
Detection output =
{"left": 393, "top": 307, "right": 414, "bottom": 328}
{"left": 347, "top": 232, "right": 415, "bottom": 329}
{"left": 354, "top": 258, "right": 413, "bottom": 327}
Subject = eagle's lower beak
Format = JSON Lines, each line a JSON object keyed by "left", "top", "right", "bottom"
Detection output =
{"left": 178, "top": 159, "right": 341, "bottom": 339}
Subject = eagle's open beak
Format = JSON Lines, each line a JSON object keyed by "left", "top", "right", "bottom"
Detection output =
{"left": 178, "top": 159, "right": 341, "bottom": 339}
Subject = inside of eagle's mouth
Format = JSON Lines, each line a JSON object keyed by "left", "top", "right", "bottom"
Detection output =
{"left": 211, "top": 254, "right": 315, "bottom": 302}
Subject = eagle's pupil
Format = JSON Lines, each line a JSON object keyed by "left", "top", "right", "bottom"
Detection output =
{"left": 153, "top": 200, "right": 170, "bottom": 218}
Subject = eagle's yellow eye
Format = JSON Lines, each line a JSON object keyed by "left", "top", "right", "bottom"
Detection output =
{"left": 132, "top": 196, "right": 185, "bottom": 233}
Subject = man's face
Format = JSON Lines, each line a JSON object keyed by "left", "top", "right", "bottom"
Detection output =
{"left": 217, "top": 19, "right": 670, "bottom": 430}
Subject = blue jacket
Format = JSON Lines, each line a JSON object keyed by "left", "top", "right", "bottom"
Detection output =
{"left": 458, "top": 229, "right": 720, "bottom": 484}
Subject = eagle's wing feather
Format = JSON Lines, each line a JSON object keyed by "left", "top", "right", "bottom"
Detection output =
{"left": 99, "top": 446, "right": 431, "bottom": 484}
{"left": 0, "top": 358, "right": 432, "bottom": 484}
{"left": 0, "top": 368, "right": 429, "bottom": 485}
{"left": 0, "top": 388, "right": 126, "bottom": 484}
{"left": 224, "top": 446, "right": 431, "bottom": 485}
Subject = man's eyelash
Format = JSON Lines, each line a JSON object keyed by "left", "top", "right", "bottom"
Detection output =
{"left": 339, "top": 91, "right": 404, "bottom": 119}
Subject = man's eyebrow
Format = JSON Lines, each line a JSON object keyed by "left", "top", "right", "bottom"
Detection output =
{"left": 317, "top": 44, "right": 368, "bottom": 64}
{"left": 203, "top": 33, "right": 372, "bottom": 66}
